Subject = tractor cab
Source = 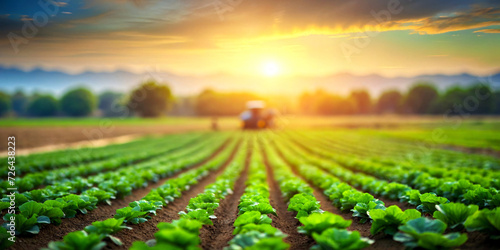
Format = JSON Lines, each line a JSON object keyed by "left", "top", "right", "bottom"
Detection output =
{"left": 240, "top": 100, "right": 275, "bottom": 129}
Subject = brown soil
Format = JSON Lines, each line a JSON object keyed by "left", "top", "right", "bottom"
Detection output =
{"left": 262, "top": 147, "right": 316, "bottom": 250}
{"left": 198, "top": 143, "right": 251, "bottom": 249}
{"left": 459, "top": 231, "right": 500, "bottom": 249}
{"left": 10, "top": 139, "right": 231, "bottom": 250}
{"left": 0, "top": 124, "right": 229, "bottom": 153}
{"left": 104, "top": 140, "right": 241, "bottom": 249}
{"left": 442, "top": 145, "right": 500, "bottom": 158}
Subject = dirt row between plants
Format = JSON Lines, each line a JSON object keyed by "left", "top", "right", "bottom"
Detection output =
{"left": 270, "top": 141, "right": 405, "bottom": 250}
{"left": 261, "top": 144, "right": 316, "bottom": 250}
{"left": 10, "top": 139, "right": 233, "bottom": 250}
{"left": 105, "top": 140, "right": 242, "bottom": 249}
{"left": 198, "top": 141, "right": 252, "bottom": 249}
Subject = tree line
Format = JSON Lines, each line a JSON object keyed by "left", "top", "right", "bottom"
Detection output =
{"left": 0, "top": 80, "right": 499, "bottom": 118}
{"left": 0, "top": 81, "right": 173, "bottom": 118}
{"left": 299, "top": 82, "right": 500, "bottom": 115}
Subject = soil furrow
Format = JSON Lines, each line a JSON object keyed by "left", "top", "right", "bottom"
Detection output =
{"left": 198, "top": 143, "right": 251, "bottom": 249}
{"left": 261, "top": 145, "right": 315, "bottom": 250}
{"left": 11, "top": 139, "right": 231, "bottom": 250}
{"left": 271, "top": 140, "right": 404, "bottom": 250}
{"left": 105, "top": 140, "right": 241, "bottom": 249}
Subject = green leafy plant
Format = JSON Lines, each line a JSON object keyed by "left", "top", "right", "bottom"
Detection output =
{"left": 368, "top": 206, "right": 421, "bottom": 235}
{"left": 394, "top": 217, "right": 468, "bottom": 249}
{"left": 45, "top": 231, "right": 106, "bottom": 250}
{"left": 464, "top": 207, "right": 500, "bottom": 239}
{"left": 0, "top": 227, "right": 14, "bottom": 249}
{"left": 227, "top": 230, "right": 288, "bottom": 250}
{"left": 233, "top": 211, "right": 272, "bottom": 234}
{"left": 462, "top": 187, "right": 497, "bottom": 209}
{"left": 339, "top": 191, "right": 374, "bottom": 212}
{"left": 157, "top": 219, "right": 203, "bottom": 236}
{"left": 416, "top": 193, "right": 448, "bottom": 214}
{"left": 298, "top": 212, "right": 351, "bottom": 235}
{"left": 238, "top": 202, "right": 276, "bottom": 216}
{"left": 400, "top": 190, "right": 421, "bottom": 206}
{"left": 280, "top": 179, "right": 314, "bottom": 199}
{"left": 129, "top": 200, "right": 162, "bottom": 215}
{"left": 83, "top": 189, "right": 115, "bottom": 205}
{"left": 114, "top": 207, "right": 149, "bottom": 224}
{"left": 311, "top": 228, "right": 374, "bottom": 250}
{"left": 288, "top": 193, "right": 323, "bottom": 218}
{"left": 236, "top": 223, "right": 285, "bottom": 237}
{"left": 326, "top": 183, "right": 353, "bottom": 208}
{"left": 352, "top": 199, "right": 385, "bottom": 223}
{"left": 61, "top": 194, "right": 97, "bottom": 214}
{"left": 84, "top": 218, "right": 131, "bottom": 245}
{"left": 3, "top": 213, "right": 41, "bottom": 235}
{"left": 382, "top": 183, "right": 411, "bottom": 200}
{"left": 131, "top": 226, "right": 200, "bottom": 250}
{"left": 19, "top": 201, "right": 65, "bottom": 225}
{"left": 179, "top": 209, "right": 216, "bottom": 226}
{"left": 433, "top": 203, "right": 478, "bottom": 230}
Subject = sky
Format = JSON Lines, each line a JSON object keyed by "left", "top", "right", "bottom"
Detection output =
{"left": 1, "top": 0, "right": 500, "bottom": 78}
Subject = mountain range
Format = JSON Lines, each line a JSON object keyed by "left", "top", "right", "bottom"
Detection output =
{"left": 1, "top": 66, "right": 499, "bottom": 97}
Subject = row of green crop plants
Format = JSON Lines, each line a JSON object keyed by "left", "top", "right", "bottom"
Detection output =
{"left": 2, "top": 131, "right": 499, "bottom": 249}
{"left": 294, "top": 130, "right": 500, "bottom": 188}
{"left": 0, "top": 132, "right": 232, "bottom": 244}
{"left": 268, "top": 132, "right": 500, "bottom": 249}
{"left": 286, "top": 131, "right": 500, "bottom": 209}
{"left": 129, "top": 137, "right": 374, "bottom": 250}
{"left": 309, "top": 130, "right": 500, "bottom": 171}
{"left": 13, "top": 135, "right": 376, "bottom": 250}
{"left": 0, "top": 135, "right": 182, "bottom": 176}
{"left": 39, "top": 134, "right": 245, "bottom": 250}
{"left": 1, "top": 133, "right": 206, "bottom": 193}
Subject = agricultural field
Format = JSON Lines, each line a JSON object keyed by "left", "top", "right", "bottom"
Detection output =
{"left": 1, "top": 128, "right": 500, "bottom": 250}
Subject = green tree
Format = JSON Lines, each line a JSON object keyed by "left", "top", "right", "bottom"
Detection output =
{"left": 27, "top": 95, "right": 58, "bottom": 117}
{"left": 403, "top": 82, "right": 439, "bottom": 114}
{"left": 11, "top": 90, "right": 28, "bottom": 116}
{"left": 464, "top": 83, "right": 494, "bottom": 114}
{"left": 314, "top": 90, "right": 356, "bottom": 115}
{"left": 60, "top": 88, "right": 96, "bottom": 117}
{"left": 494, "top": 90, "right": 500, "bottom": 114}
{"left": 376, "top": 90, "right": 402, "bottom": 114}
{"left": 349, "top": 90, "right": 371, "bottom": 114}
{"left": 428, "top": 86, "right": 467, "bottom": 114}
{"left": 127, "top": 80, "right": 174, "bottom": 117}
{"left": 98, "top": 91, "right": 124, "bottom": 117}
{"left": 0, "top": 92, "right": 11, "bottom": 117}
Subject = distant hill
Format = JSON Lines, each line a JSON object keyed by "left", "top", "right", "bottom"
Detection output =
{"left": 1, "top": 66, "right": 499, "bottom": 97}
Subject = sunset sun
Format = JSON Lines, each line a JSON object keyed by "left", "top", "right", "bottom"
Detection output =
{"left": 261, "top": 61, "right": 281, "bottom": 77}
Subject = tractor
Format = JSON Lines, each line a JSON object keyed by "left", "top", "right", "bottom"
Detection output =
{"left": 240, "top": 100, "right": 276, "bottom": 129}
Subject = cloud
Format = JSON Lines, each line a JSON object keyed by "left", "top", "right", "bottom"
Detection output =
{"left": 1, "top": 0, "right": 499, "bottom": 76}
{"left": 474, "top": 28, "right": 500, "bottom": 33}
{"left": 54, "top": 2, "right": 69, "bottom": 7}
{"left": 407, "top": 7, "right": 500, "bottom": 34}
